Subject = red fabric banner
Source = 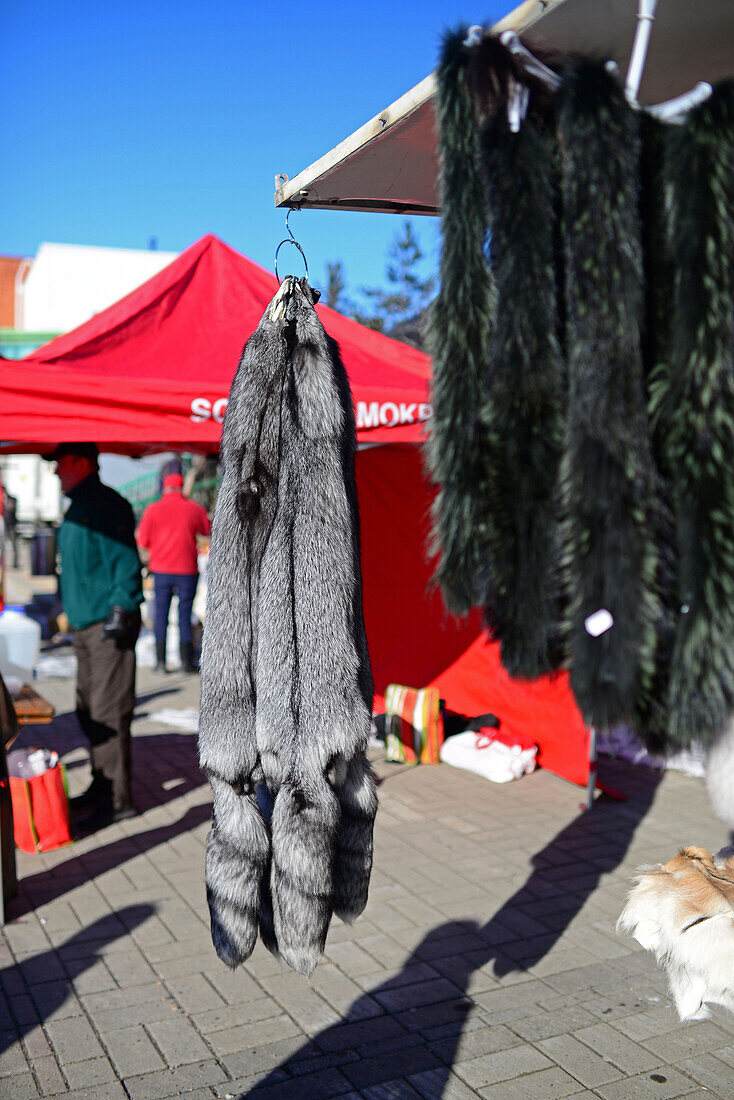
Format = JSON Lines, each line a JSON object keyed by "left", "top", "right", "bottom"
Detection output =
{"left": 430, "top": 635, "right": 591, "bottom": 787}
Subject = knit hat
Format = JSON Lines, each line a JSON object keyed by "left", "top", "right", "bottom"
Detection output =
{"left": 42, "top": 442, "right": 99, "bottom": 463}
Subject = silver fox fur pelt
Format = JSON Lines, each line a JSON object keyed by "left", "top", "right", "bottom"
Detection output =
{"left": 199, "top": 277, "right": 377, "bottom": 977}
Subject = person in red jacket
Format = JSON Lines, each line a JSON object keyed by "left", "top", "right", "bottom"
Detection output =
{"left": 136, "top": 474, "right": 211, "bottom": 672}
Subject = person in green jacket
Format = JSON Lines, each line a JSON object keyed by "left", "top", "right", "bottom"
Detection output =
{"left": 45, "top": 443, "right": 143, "bottom": 828}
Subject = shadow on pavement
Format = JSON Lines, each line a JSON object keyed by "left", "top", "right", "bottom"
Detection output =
{"left": 8, "top": 803, "right": 210, "bottom": 919}
{"left": 0, "top": 905, "right": 155, "bottom": 1053}
{"left": 245, "top": 760, "right": 662, "bottom": 1098}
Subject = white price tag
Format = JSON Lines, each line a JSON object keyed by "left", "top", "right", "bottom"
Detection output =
{"left": 584, "top": 608, "right": 614, "bottom": 637}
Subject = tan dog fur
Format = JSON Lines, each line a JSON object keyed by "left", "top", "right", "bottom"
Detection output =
{"left": 618, "top": 845, "right": 734, "bottom": 1020}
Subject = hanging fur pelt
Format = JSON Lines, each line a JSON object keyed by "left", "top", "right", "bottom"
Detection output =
{"left": 618, "top": 846, "right": 734, "bottom": 1021}
{"left": 557, "top": 63, "right": 660, "bottom": 731}
{"left": 425, "top": 27, "right": 496, "bottom": 614}
{"left": 630, "top": 113, "right": 679, "bottom": 752}
{"left": 473, "top": 37, "right": 565, "bottom": 678}
{"left": 199, "top": 277, "right": 377, "bottom": 977}
{"left": 648, "top": 83, "right": 734, "bottom": 747}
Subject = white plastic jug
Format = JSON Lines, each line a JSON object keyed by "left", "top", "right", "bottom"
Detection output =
{"left": 0, "top": 606, "right": 42, "bottom": 684}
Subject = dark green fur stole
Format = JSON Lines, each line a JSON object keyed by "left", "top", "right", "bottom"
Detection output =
{"left": 632, "top": 114, "right": 678, "bottom": 751}
{"left": 558, "top": 63, "right": 660, "bottom": 731}
{"left": 426, "top": 28, "right": 496, "bottom": 614}
{"left": 649, "top": 83, "right": 734, "bottom": 746}
{"left": 476, "top": 48, "right": 565, "bottom": 678}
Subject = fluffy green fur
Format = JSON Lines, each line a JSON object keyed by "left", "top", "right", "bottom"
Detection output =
{"left": 631, "top": 113, "right": 678, "bottom": 751}
{"left": 648, "top": 82, "right": 734, "bottom": 746}
{"left": 425, "top": 28, "right": 496, "bottom": 614}
{"left": 558, "top": 63, "right": 661, "bottom": 731}
{"left": 477, "top": 92, "right": 565, "bottom": 678}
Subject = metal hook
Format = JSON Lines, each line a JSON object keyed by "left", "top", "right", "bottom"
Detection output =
{"left": 274, "top": 208, "right": 309, "bottom": 285}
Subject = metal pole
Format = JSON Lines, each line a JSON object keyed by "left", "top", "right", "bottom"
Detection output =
{"left": 585, "top": 726, "right": 597, "bottom": 811}
{"left": 626, "top": 0, "right": 659, "bottom": 103}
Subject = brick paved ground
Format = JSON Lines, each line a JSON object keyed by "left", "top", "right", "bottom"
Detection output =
{"left": 3, "top": 586, "right": 734, "bottom": 1097}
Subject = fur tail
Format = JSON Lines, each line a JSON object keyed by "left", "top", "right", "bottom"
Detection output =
{"left": 269, "top": 779, "right": 340, "bottom": 976}
{"left": 204, "top": 776, "right": 270, "bottom": 968}
{"left": 332, "top": 754, "right": 378, "bottom": 923}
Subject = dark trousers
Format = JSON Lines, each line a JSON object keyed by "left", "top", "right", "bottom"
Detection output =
{"left": 74, "top": 612, "right": 140, "bottom": 810}
{"left": 153, "top": 573, "right": 198, "bottom": 647}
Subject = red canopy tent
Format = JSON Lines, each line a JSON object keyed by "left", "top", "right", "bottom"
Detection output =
{"left": 1, "top": 234, "right": 434, "bottom": 454}
{"left": 1, "top": 233, "right": 590, "bottom": 788}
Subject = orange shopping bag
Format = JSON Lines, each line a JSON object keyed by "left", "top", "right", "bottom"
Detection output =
{"left": 9, "top": 764, "right": 72, "bottom": 853}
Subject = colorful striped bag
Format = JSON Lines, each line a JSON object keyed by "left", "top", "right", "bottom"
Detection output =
{"left": 384, "top": 684, "right": 444, "bottom": 765}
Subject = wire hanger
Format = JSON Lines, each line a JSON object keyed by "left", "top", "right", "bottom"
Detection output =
{"left": 274, "top": 208, "right": 309, "bottom": 286}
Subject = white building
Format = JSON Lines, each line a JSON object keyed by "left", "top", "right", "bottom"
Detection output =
{"left": 1, "top": 454, "right": 60, "bottom": 524}
{"left": 18, "top": 241, "right": 178, "bottom": 332}
{"left": 6, "top": 242, "right": 179, "bottom": 525}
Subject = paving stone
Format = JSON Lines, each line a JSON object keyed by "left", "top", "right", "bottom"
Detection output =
{"left": 46, "top": 1015, "right": 106, "bottom": 1063}
{"left": 341, "top": 1046, "right": 442, "bottom": 1089}
{"left": 20, "top": 1027, "right": 51, "bottom": 1069}
{"left": 7, "top": 995, "right": 39, "bottom": 1029}
{"left": 192, "top": 999, "right": 282, "bottom": 1034}
{"left": 123, "top": 1060, "right": 227, "bottom": 1099}
{"left": 31, "top": 1053, "right": 67, "bottom": 1095}
{"left": 58, "top": 1085, "right": 129, "bottom": 1100}
{"left": 314, "top": 1014, "right": 406, "bottom": 1053}
{"left": 102, "top": 1025, "right": 167, "bottom": 1076}
{"left": 355, "top": 1032, "right": 425, "bottom": 1061}
{"left": 211, "top": 1068, "right": 290, "bottom": 1095}
{"left": 255, "top": 979, "right": 342, "bottom": 1033}
{"left": 573, "top": 1021, "right": 661, "bottom": 1073}
{"left": 63, "top": 1056, "right": 118, "bottom": 1089}
{"left": 205, "top": 1013, "right": 302, "bottom": 1056}
{"left": 453, "top": 1043, "right": 551, "bottom": 1090}
{"left": 105, "top": 949, "right": 158, "bottom": 987}
{"left": 89, "top": 999, "right": 180, "bottom": 1032}
{"left": 641, "top": 1021, "right": 733, "bottom": 1063}
{"left": 0, "top": 1040, "right": 31, "bottom": 1077}
{"left": 148, "top": 1091, "right": 217, "bottom": 1100}
{"left": 0, "top": 1073, "right": 40, "bottom": 1098}
{"left": 200, "top": 966, "right": 262, "bottom": 1005}
{"left": 713, "top": 1042, "right": 734, "bottom": 1068}
{"left": 409, "top": 1067, "right": 482, "bottom": 1099}
{"left": 1, "top": 968, "right": 30, "bottom": 998}
{"left": 163, "top": 974, "right": 225, "bottom": 1013}
{"left": 477, "top": 1065, "right": 588, "bottom": 1099}
{"left": 537, "top": 1033, "right": 626, "bottom": 1087}
{"left": 286, "top": 1045, "right": 360, "bottom": 1076}
{"left": 361, "top": 1080, "right": 423, "bottom": 1099}
{"left": 510, "top": 1005, "right": 598, "bottom": 1041}
{"left": 613, "top": 1006, "right": 681, "bottom": 1042}
{"left": 595, "top": 1066, "right": 707, "bottom": 1099}
{"left": 679, "top": 1054, "right": 734, "bottom": 1097}
{"left": 374, "top": 978, "right": 465, "bottom": 1013}
{"left": 325, "top": 941, "right": 384, "bottom": 977}
{"left": 429, "top": 1022, "right": 520, "bottom": 1064}
{"left": 30, "top": 984, "right": 84, "bottom": 1022}
{"left": 244, "top": 1067, "right": 353, "bottom": 1099}
{"left": 18, "top": 953, "right": 67, "bottom": 986}
{"left": 145, "top": 1015, "right": 212, "bottom": 1066}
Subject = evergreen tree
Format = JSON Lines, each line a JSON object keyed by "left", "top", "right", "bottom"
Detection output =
{"left": 323, "top": 261, "right": 350, "bottom": 312}
{"left": 358, "top": 221, "right": 435, "bottom": 333}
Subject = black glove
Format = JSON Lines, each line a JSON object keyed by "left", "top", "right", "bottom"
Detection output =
{"left": 102, "top": 606, "right": 130, "bottom": 642}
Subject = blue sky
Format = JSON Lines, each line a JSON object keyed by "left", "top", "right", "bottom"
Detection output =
{"left": 3, "top": 0, "right": 505, "bottom": 310}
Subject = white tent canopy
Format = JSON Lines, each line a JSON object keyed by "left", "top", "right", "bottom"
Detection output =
{"left": 274, "top": 0, "right": 734, "bottom": 217}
